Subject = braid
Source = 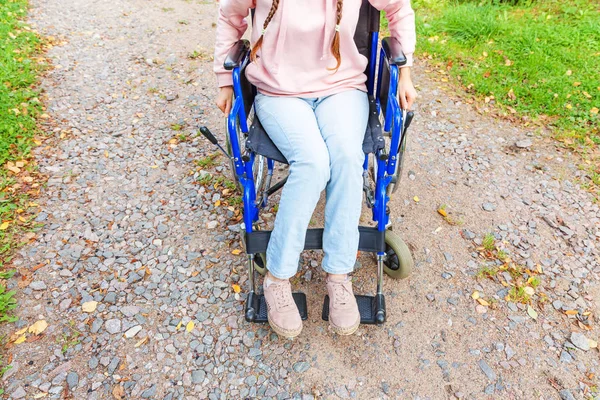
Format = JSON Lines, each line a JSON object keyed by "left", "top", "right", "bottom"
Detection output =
{"left": 250, "top": 0, "right": 280, "bottom": 61}
{"left": 329, "top": 0, "right": 343, "bottom": 71}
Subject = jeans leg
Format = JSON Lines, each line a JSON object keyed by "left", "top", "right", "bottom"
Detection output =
{"left": 254, "top": 94, "right": 330, "bottom": 279}
{"left": 314, "top": 90, "right": 369, "bottom": 275}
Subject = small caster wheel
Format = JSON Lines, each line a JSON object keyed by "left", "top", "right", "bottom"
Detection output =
{"left": 383, "top": 230, "right": 413, "bottom": 279}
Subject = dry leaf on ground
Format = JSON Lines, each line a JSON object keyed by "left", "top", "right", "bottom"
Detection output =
{"left": 82, "top": 301, "right": 98, "bottom": 313}
{"left": 28, "top": 320, "right": 48, "bottom": 335}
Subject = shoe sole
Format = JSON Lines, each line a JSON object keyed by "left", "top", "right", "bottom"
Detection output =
{"left": 330, "top": 316, "right": 360, "bottom": 336}
{"left": 268, "top": 316, "right": 302, "bottom": 339}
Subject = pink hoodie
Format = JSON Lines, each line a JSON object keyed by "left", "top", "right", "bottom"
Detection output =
{"left": 214, "top": 0, "right": 415, "bottom": 98}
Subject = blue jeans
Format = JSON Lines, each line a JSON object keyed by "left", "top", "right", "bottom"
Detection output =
{"left": 254, "top": 89, "right": 369, "bottom": 279}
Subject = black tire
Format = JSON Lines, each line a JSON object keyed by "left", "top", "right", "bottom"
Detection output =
{"left": 383, "top": 230, "right": 413, "bottom": 279}
{"left": 254, "top": 253, "right": 267, "bottom": 276}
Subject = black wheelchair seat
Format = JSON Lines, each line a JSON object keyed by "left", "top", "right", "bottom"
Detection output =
{"left": 246, "top": 95, "right": 385, "bottom": 164}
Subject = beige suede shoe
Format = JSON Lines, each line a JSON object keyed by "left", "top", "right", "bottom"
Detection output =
{"left": 263, "top": 279, "right": 303, "bottom": 338}
{"left": 326, "top": 276, "right": 360, "bottom": 335}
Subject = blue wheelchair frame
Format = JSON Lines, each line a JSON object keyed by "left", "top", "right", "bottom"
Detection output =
{"left": 228, "top": 32, "right": 405, "bottom": 246}
{"left": 199, "top": 24, "right": 415, "bottom": 324}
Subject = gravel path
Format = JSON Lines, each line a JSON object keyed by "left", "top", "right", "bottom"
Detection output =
{"left": 2, "top": 0, "right": 599, "bottom": 399}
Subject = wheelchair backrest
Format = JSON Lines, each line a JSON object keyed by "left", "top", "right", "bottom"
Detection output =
{"left": 354, "top": 1, "right": 380, "bottom": 63}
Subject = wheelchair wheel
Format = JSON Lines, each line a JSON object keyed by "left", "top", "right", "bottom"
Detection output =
{"left": 383, "top": 230, "right": 413, "bottom": 279}
{"left": 254, "top": 253, "right": 267, "bottom": 276}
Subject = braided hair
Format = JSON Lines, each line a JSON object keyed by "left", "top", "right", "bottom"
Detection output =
{"left": 250, "top": 0, "right": 343, "bottom": 71}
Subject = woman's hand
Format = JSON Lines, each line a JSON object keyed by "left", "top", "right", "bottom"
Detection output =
{"left": 216, "top": 86, "right": 234, "bottom": 114}
{"left": 398, "top": 68, "right": 417, "bottom": 110}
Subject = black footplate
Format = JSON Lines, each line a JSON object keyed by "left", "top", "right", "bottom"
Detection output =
{"left": 322, "top": 294, "right": 386, "bottom": 325}
{"left": 245, "top": 292, "right": 308, "bottom": 323}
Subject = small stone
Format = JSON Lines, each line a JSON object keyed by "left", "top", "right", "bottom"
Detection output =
{"left": 293, "top": 362, "right": 310, "bottom": 373}
{"left": 12, "top": 387, "right": 26, "bottom": 399}
{"left": 560, "top": 350, "right": 573, "bottom": 363}
{"left": 104, "top": 292, "right": 117, "bottom": 304}
{"left": 475, "top": 305, "right": 487, "bottom": 314}
{"left": 66, "top": 372, "right": 79, "bottom": 389}
{"left": 89, "top": 357, "right": 99, "bottom": 369}
{"left": 207, "top": 221, "right": 218, "bottom": 229}
{"left": 426, "top": 294, "right": 435, "bottom": 302}
{"left": 30, "top": 281, "right": 47, "bottom": 290}
{"left": 141, "top": 384, "right": 157, "bottom": 398}
{"left": 105, "top": 319, "right": 121, "bottom": 334}
{"left": 245, "top": 375, "right": 257, "bottom": 386}
{"left": 381, "top": 382, "right": 390, "bottom": 395}
{"left": 482, "top": 203, "right": 497, "bottom": 212}
{"left": 462, "top": 230, "right": 476, "bottom": 240}
{"left": 192, "top": 370, "right": 205, "bottom": 384}
{"left": 484, "top": 384, "right": 495, "bottom": 395}
{"left": 443, "top": 252, "right": 453, "bottom": 262}
{"left": 504, "top": 345, "right": 515, "bottom": 360}
{"left": 124, "top": 325, "right": 142, "bottom": 338}
{"left": 515, "top": 139, "right": 532, "bottom": 148}
{"left": 478, "top": 360, "right": 496, "bottom": 381}
{"left": 570, "top": 332, "right": 590, "bottom": 351}
{"left": 559, "top": 389, "right": 576, "bottom": 400}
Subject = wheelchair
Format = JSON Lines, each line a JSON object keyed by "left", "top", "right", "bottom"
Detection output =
{"left": 201, "top": 1, "right": 415, "bottom": 326}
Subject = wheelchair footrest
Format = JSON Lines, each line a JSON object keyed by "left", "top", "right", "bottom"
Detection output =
{"left": 245, "top": 292, "right": 308, "bottom": 323}
{"left": 321, "top": 293, "right": 386, "bottom": 325}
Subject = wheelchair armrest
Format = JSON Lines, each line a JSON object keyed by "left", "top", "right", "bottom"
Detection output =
{"left": 224, "top": 40, "right": 250, "bottom": 71}
{"left": 382, "top": 37, "right": 407, "bottom": 66}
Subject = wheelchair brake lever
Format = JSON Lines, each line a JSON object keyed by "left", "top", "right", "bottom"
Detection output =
{"left": 199, "top": 126, "right": 231, "bottom": 158}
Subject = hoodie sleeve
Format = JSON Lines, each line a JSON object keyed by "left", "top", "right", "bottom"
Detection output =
{"left": 214, "top": 0, "right": 255, "bottom": 87}
{"left": 368, "top": 0, "right": 416, "bottom": 67}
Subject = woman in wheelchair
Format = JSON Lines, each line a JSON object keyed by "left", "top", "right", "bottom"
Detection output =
{"left": 214, "top": 0, "right": 416, "bottom": 338}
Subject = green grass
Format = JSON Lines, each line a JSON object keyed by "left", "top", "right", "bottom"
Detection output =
{"left": 0, "top": 0, "right": 43, "bottom": 166}
{"left": 409, "top": 0, "right": 600, "bottom": 196}
{"left": 482, "top": 233, "right": 495, "bottom": 251}
{"left": 1, "top": 0, "right": 45, "bottom": 265}
{"left": 0, "top": 1, "right": 45, "bottom": 375}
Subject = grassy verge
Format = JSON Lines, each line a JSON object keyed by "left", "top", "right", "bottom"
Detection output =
{"left": 1, "top": 0, "right": 48, "bottom": 380}
{"left": 407, "top": 0, "right": 600, "bottom": 197}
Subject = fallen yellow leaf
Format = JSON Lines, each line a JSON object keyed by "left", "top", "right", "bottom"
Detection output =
{"left": 413, "top": 196, "right": 420, "bottom": 202}
{"left": 589, "top": 339, "right": 598, "bottom": 349}
{"left": 564, "top": 310, "right": 579, "bottom": 316}
{"left": 437, "top": 208, "right": 448, "bottom": 218}
{"left": 477, "top": 298, "right": 489, "bottom": 306}
{"left": 232, "top": 284, "right": 241, "bottom": 294}
{"left": 527, "top": 305, "right": 538, "bottom": 320}
{"left": 82, "top": 301, "right": 98, "bottom": 313}
{"left": 14, "top": 335, "right": 27, "bottom": 344}
{"left": 471, "top": 291, "right": 480, "bottom": 300}
{"left": 28, "top": 320, "right": 48, "bottom": 335}
{"left": 0, "top": 222, "right": 10, "bottom": 230}
{"left": 231, "top": 249, "right": 242, "bottom": 255}
{"left": 15, "top": 327, "right": 27, "bottom": 336}
{"left": 176, "top": 320, "right": 183, "bottom": 330}
{"left": 591, "top": 107, "right": 599, "bottom": 115}
{"left": 186, "top": 321, "right": 194, "bottom": 333}
{"left": 523, "top": 287, "right": 535, "bottom": 296}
